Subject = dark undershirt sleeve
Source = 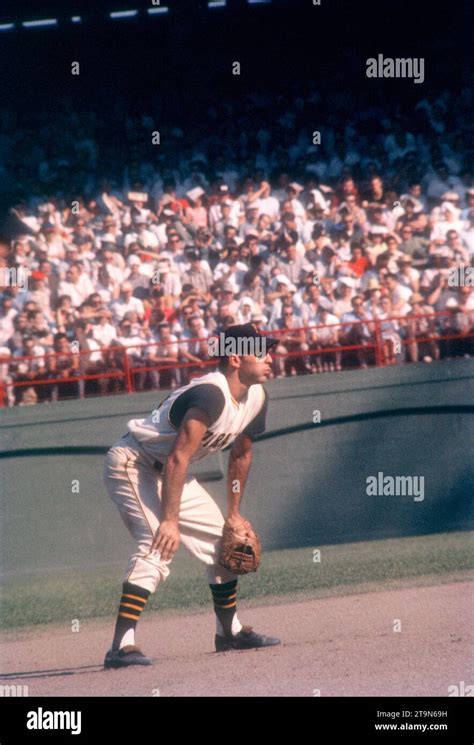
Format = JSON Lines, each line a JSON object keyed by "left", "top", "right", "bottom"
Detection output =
{"left": 169, "top": 384, "right": 226, "bottom": 428}
{"left": 242, "top": 388, "right": 269, "bottom": 439}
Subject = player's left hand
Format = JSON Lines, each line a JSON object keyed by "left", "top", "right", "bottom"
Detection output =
{"left": 226, "top": 513, "right": 252, "bottom": 532}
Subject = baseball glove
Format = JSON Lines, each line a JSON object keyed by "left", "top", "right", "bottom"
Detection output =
{"left": 219, "top": 518, "right": 261, "bottom": 575}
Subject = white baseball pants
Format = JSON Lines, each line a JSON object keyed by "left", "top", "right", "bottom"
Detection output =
{"left": 103, "top": 433, "right": 238, "bottom": 594}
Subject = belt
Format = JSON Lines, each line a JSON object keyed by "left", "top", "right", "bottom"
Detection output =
{"left": 123, "top": 432, "right": 165, "bottom": 473}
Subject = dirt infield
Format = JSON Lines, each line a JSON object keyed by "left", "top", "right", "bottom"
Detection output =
{"left": 1, "top": 581, "right": 472, "bottom": 697}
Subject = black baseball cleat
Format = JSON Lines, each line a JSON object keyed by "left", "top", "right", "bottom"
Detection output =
{"left": 104, "top": 645, "right": 153, "bottom": 669}
{"left": 215, "top": 625, "right": 281, "bottom": 652}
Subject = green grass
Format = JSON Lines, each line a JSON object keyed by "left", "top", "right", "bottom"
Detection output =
{"left": 1, "top": 531, "right": 473, "bottom": 631}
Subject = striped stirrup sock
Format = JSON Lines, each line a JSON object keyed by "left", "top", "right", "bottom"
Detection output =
{"left": 112, "top": 582, "right": 150, "bottom": 651}
{"left": 209, "top": 579, "right": 238, "bottom": 637}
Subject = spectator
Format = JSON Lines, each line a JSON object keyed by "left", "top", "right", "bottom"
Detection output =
{"left": 271, "top": 307, "right": 309, "bottom": 378}
{"left": 341, "top": 295, "right": 375, "bottom": 368}
{"left": 145, "top": 321, "right": 179, "bottom": 389}
{"left": 111, "top": 282, "right": 145, "bottom": 323}
{"left": 74, "top": 319, "right": 108, "bottom": 397}
{"left": 179, "top": 314, "right": 209, "bottom": 382}
{"left": 113, "top": 319, "right": 146, "bottom": 390}
{"left": 93, "top": 309, "right": 116, "bottom": 347}
{"left": 57, "top": 262, "right": 94, "bottom": 307}
{"left": 378, "top": 297, "right": 403, "bottom": 365}
{"left": 405, "top": 293, "right": 439, "bottom": 363}
{"left": 185, "top": 187, "right": 208, "bottom": 229}
{"left": 181, "top": 248, "right": 213, "bottom": 298}
{"left": 308, "top": 304, "right": 341, "bottom": 372}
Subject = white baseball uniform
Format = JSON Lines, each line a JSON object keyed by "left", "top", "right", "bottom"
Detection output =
{"left": 103, "top": 370, "right": 268, "bottom": 594}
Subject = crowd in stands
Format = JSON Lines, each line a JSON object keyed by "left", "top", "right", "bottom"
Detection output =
{"left": 0, "top": 86, "right": 473, "bottom": 405}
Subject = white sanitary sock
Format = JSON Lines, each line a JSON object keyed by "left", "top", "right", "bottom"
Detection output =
{"left": 119, "top": 628, "right": 136, "bottom": 649}
{"left": 216, "top": 613, "right": 242, "bottom": 637}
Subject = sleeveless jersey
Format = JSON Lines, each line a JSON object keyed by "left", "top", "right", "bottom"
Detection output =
{"left": 127, "top": 370, "right": 267, "bottom": 464}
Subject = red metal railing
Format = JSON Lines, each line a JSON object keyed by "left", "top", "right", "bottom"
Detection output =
{"left": 1, "top": 310, "right": 472, "bottom": 406}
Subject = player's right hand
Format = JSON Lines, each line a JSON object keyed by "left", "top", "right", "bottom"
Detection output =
{"left": 150, "top": 520, "right": 181, "bottom": 561}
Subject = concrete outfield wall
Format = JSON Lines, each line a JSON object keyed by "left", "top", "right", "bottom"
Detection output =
{"left": 1, "top": 359, "right": 473, "bottom": 574}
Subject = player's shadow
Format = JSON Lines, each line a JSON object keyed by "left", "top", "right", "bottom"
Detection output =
{"left": 0, "top": 665, "right": 102, "bottom": 680}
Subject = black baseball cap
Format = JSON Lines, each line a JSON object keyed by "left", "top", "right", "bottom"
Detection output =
{"left": 215, "top": 323, "right": 278, "bottom": 357}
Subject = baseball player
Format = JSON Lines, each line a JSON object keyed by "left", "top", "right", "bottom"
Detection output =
{"left": 103, "top": 323, "right": 281, "bottom": 668}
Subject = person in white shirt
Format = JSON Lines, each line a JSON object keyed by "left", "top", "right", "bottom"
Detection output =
{"left": 405, "top": 293, "right": 439, "bottom": 363}
{"left": 209, "top": 185, "right": 241, "bottom": 229}
{"left": 11, "top": 239, "right": 34, "bottom": 270}
{"left": 276, "top": 203, "right": 302, "bottom": 240}
{"left": 246, "top": 181, "right": 280, "bottom": 223}
{"left": 57, "top": 263, "right": 94, "bottom": 308}
{"left": 92, "top": 311, "right": 117, "bottom": 348}
{"left": 236, "top": 297, "right": 255, "bottom": 325}
{"left": 0, "top": 296, "right": 17, "bottom": 345}
{"left": 311, "top": 306, "right": 341, "bottom": 372}
{"left": 270, "top": 305, "right": 309, "bottom": 377}
{"left": 159, "top": 231, "right": 186, "bottom": 271}
{"left": 97, "top": 186, "right": 125, "bottom": 220}
{"left": 266, "top": 275, "right": 298, "bottom": 327}
{"left": 94, "top": 265, "right": 119, "bottom": 305}
{"left": 114, "top": 319, "right": 146, "bottom": 390}
{"left": 178, "top": 315, "right": 210, "bottom": 383}
{"left": 58, "top": 244, "right": 92, "bottom": 281}
{"left": 150, "top": 210, "right": 178, "bottom": 248}
{"left": 124, "top": 256, "right": 152, "bottom": 295}
{"left": 300, "top": 284, "right": 323, "bottom": 327}
{"left": 99, "top": 249, "right": 126, "bottom": 285}
{"left": 364, "top": 229, "right": 388, "bottom": 266}
{"left": 145, "top": 321, "right": 180, "bottom": 389}
{"left": 399, "top": 183, "right": 428, "bottom": 213}
{"left": 308, "top": 187, "right": 331, "bottom": 214}
{"left": 380, "top": 236, "right": 404, "bottom": 274}
{"left": 38, "top": 225, "right": 67, "bottom": 265}
{"left": 154, "top": 259, "right": 182, "bottom": 301}
{"left": 397, "top": 255, "right": 420, "bottom": 294}
{"left": 377, "top": 297, "right": 403, "bottom": 365}
{"left": 285, "top": 183, "right": 306, "bottom": 222}
{"left": 239, "top": 203, "right": 260, "bottom": 239}
{"left": 213, "top": 246, "right": 248, "bottom": 293}
{"left": 111, "top": 283, "right": 145, "bottom": 323}
{"left": 341, "top": 296, "right": 375, "bottom": 368}
{"left": 275, "top": 242, "right": 313, "bottom": 285}
{"left": 430, "top": 203, "right": 464, "bottom": 242}
{"left": 213, "top": 200, "right": 240, "bottom": 240}
{"left": 72, "top": 319, "right": 109, "bottom": 395}
{"left": 385, "top": 273, "right": 413, "bottom": 311}
{"left": 124, "top": 218, "right": 159, "bottom": 250}
{"left": 23, "top": 275, "right": 53, "bottom": 320}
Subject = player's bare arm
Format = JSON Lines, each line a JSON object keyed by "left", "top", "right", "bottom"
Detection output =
{"left": 226, "top": 432, "right": 253, "bottom": 530}
{"left": 150, "top": 406, "right": 211, "bottom": 559}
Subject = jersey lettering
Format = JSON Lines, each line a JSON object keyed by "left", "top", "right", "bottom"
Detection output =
{"left": 202, "top": 432, "right": 233, "bottom": 450}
